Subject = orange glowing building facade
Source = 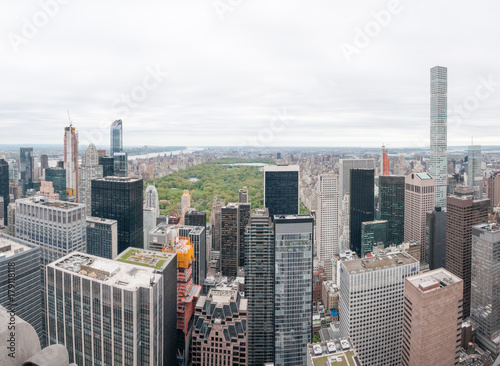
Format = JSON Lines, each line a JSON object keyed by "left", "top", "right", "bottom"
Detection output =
{"left": 164, "top": 236, "right": 201, "bottom": 366}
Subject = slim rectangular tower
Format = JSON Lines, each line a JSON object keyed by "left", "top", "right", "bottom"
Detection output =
{"left": 349, "top": 169, "right": 374, "bottom": 256}
{"left": 380, "top": 175, "right": 405, "bottom": 245}
{"left": 245, "top": 208, "right": 275, "bottom": 366}
{"left": 64, "top": 125, "right": 79, "bottom": 202}
{"left": 316, "top": 174, "right": 339, "bottom": 279}
{"left": 339, "top": 253, "right": 420, "bottom": 366}
{"left": 468, "top": 144, "right": 482, "bottom": 199}
{"left": 110, "top": 119, "right": 123, "bottom": 156}
{"left": 402, "top": 269, "right": 463, "bottom": 366}
{"left": 20, "top": 147, "right": 34, "bottom": 195}
{"left": 274, "top": 214, "right": 314, "bottom": 366}
{"left": 0, "top": 159, "right": 9, "bottom": 224}
{"left": 430, "top": 66, "right": 448, "bottom": 208}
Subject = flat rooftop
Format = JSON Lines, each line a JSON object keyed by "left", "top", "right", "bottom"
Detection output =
{"left": 208, "top": 286, "right": 238, "bottom": 304}
{"left": 342, "top": 252, "right": 418, "bottom": 273}
{"left": 263, "top": 164, "right": 299, "bottom": 172}
{"left": 0, "top": 235, "right": 35, "bottom": 259}
{"left": 86, "top": 216, "right": 117, "bottom": 225}
{"left": 51, "top": 251, "right": 175, "bottom": 289}
{"left": 95, "top": 176, "right": 142, "bottom": 183}
{"left": 114, "top": 248, "right": 176, "bottom": 271}
{"left": 308, "top": 338, "right": 361, "bottom": 366}
{"left": 415, "top": 172, "right": 433, "bottom": 180}
{"left": 407, "top": 268, "right": 461, "bottom": 293}
{"left": 19, "top": 196, "right": 83, "bottom": 209}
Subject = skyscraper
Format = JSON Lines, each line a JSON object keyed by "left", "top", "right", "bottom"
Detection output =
{"left": 99, "top": 156, "right": 114, "bottom": 177}
{"left": 113, "top": 152, "right": 128, "bottom": 177}
{"left": 0, "top": 234, "right": 43, "bottom": 344}
{"left": 179, "top": 225, "right": 207, "bottom": 286}
{"left": 86, "top": 216, "right": 118, "bottom": 259}
{"left": 47, "top": 250, "right": 178, "bottom": 366}
{"left": 486, "top": 172, "right": 500, "bottom": 209}
{"left": 144, "top": 184, "right": 160, "bottom": 217}
{"left": 381, "top": 144, "right": 390, "bottom": 175}
{"left": 468, "top": 143, "right": 482, "bottom": 199}
{"left": 402, "top": 269, "right": 463, "bottom": 366}
{"left": 316, "top": 174, "right": 339, "bottom": 279}
{"left": 445, "top": 191, "right": 489, "bottom": 318}
{"left": 79, "top": 143, "right": 103, "bottom": 215}
{"left": 20, "top": 147, "right": 34, "bottom": 194}
{"left": 471, "top": 223, "right": 500, "bottom": 357}
{"left": 404, "top": 172, "right": 435, "bottom": 260}
{"left": 274, "top": 214, "right": 314, "bottom": 366}
{"left": 430, "top": 66, "right": 448, "bottom": 208}
{"left": 264, "top": 165, "right": 299, "bottom": 218}
{"left": 40, "top": 154, "right": 49, "bottom": 171}
{"left": 339, "top": 253, "right": 420, "bottom": 366}
{"left": 91, "top": 177, "right": 144, "bottom": 253}
{"left": 238, "top": 203, "right": 251, "bottom": 267}
{"left": 349, "top": 169, "right": 374, "bottom": 256}
{"left": 64, "top": 125, "right": 79, "bottom": 202}
{"left": 425, "top": 207, "right": 447, "bottom": 269}
{"left": 45, "top": 167, "right": 67, "bottom": 201}
{"left": 220, "top": 203, "right": 239, "bottom": 277}
{"left": 239, "top": 186, "right": 248, "bottom": 203}
{"left": 245, "top": 208, "right": 275, "bottom": 366}
{"left": 110, "top": 119, "right": 123, "bottom": 156}
{"left": 144, "top": 185, "right": 160, "bottom": 248}
{"left": 0, "top": 159, "right": 9, "bottom": 225}
{"left": 360, "top": 220, "right": 388, "bottom": 257}
{"left": 379, "top": 175, "right": 405, "bottom": 245}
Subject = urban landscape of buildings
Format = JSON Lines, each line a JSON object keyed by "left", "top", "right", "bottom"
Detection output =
{"left": 2, "top": 55, "right": 500, "bottom": 366}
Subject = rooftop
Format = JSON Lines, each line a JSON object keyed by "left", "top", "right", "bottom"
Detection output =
{"left": 208, "top": 286, "right": 239, "bottom": 304}
{"left": 86, "top": 216, "right": 117, "bottom": 225}
{"left": 308, "top": 338, "right": 361, "bottom": 366}
{"left": 95, "top": 176, "right": 142, "bottom": 183}
{"left": 114, "top": 248, "right": 176, "bottom": 271}
{"left": 0, "top": 235, "right": 36, "bottom": 259}
{"left": 407, "top": 268, "right": 461, "bottom": 293}
{"left": 342, "top": 252, "right": 418, "bottom": 273}
{"left": 51, "top": 251, "right": 174, "bottom": 289}
{"left": 415, "top": 172, "right": 433, "bottom": 180}
{"left": 264, "top": 164, "right": 299, "bottom": 172}
{"left": 19, "top": 196, "right": 83, "bottom": 209}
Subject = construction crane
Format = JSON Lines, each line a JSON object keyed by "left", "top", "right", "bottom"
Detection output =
{"left": 162, "top": 190, "right": 195, "bottom": 251}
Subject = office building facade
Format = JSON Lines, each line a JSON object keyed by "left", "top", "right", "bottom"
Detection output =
{"left": 264, "top": 165, "right": 299, "bottom": 218}
{"left": 468, "top": 144, "right": 482, "bottom": 199}
{"left": 20, "top": 147, "right": 34, "bottom": 194}
{"left": 471, "top": 224, "right": 500, "bottom": 357}
{"left": 47, "top": 250, "right": 177, "bottom": 366}
{"left": 274, "top": 215, "right": 314, "bottom": 366}
{"left": 349, "top": 169, "right": 374, "bottom": 256}
{"left": 339, "top": 253, "right": 420, "bottom": 365}
{"left": 99, "top": 156, "right": 114, "bottom": 177}
{"left": 402, "top": 269, "right": 463, "bottom": 366}
{"left": 63, "top": 125, "right": 79, "bottom": 201}
{"left": 404, "top": 172, "right": 435, "bottom": 260}
{"left": 445, "top": 193, "right": 489, "bottom": 318}
{"left": 110, "top": 119, "right": 123, "bottom": 156}
{"left": 360, "top": 220, "right": 388, "bottom": 257}
{"left": 113, "top": 152, "right": 128, "bottom": 177}
{"left": 379, "top": 175, "right": 405, "bottom": 245}
{"left": 45, "top": 168, "right": 67, "bottom": 201}
{"left": 91, "top": 177, "right": 143, "bottom": 254}
{"left": 220, "top": 204, "right": 239, "bottom": 277}
{"left": 86, "top": 216, "right": 118, "bottom": 259}
{"left": 0, "top": 159, "right": 9, "bottom": 225}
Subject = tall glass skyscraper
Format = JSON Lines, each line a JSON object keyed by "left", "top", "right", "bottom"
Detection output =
{"left": 110, "top": 119, "right": 123, "bottom": 156}
{"left": 468, "top": 144, "right": 482, "bottom": 199}
{"left": 379, "top": 175, "right": 405, "bottom": 245}
{"left": 430, "top": 66, "right": 448, "bottom": 208}
{"left": 349, "top": 169, "right": 375, "bottom": 256}
{"left": 0, "top": 159, "right": 9, "bottom": 224}
{"left": 274, "top": 214, "right": 314, "bottom": 366}
{"left": 20, "top": 147, "right": 34, "bottom": 194}
{"left": 264, "top": 165, "right": 299, "bottom": 218}
{"left": 245, "top": 208, "right": 275, "bottom": 366}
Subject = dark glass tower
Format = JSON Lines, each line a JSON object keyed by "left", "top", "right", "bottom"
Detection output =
{"left": 110, "top": 119, "right": 123, "bottom": 156}
{"left": 45, "top": 168, "right": 67, "bottom": 201}
{"left": 99, "top": 156, "right": 114, "bottom": 177}
{"left": 220, "top": 204, "right": 238, "bottom": 277}
{"left": 349, "top": 169, "right": 374, "bottom": 255}
{"left": 184, "top": 209, "right": 207, "bottom": 227}
{"left": 425, "top": 207, "right": 446, "bottom": 269}
{"left": 238, "top": 203, "right": 251, "bottom": 267}
{"left": 91, "top": 177, "right": 144, "bottom": 254}
{"left": 0, "top": 159, "right": 9, "bottom": 224}
{"left": 40, "top": 154, "right": 49, "bottom": 170}
{"left": 245, "top": 208, "right": 275, "bottom": 366}
{"left": 20, "top": 147, "right": 34, "bottom": 194}
{"left": 264, "top": 165, "right": 299, "bottom": 218}
{"left": 379, "top": 175, "right": 405, "bottom": 245}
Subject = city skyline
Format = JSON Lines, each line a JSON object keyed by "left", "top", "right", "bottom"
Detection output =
{"left": 1, "top": 1, "right": 500, "bottom": 147}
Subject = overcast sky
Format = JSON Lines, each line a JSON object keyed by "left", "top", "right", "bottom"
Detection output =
{"left": 1, "top": 0, "right": 499, "bottom": 148}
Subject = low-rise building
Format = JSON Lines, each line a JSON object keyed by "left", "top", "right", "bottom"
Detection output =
{"left": 307, "top": 338, "right": 362, "bottom": 366}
